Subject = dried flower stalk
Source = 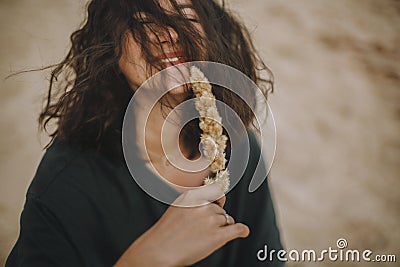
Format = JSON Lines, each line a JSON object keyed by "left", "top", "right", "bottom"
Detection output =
{"left": 190, "top": 66, "right": 230, "bottom": 193}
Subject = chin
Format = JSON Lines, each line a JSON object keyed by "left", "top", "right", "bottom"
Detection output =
{"left": 163, "top": 70, "right": 190, "bottom": 97}
{"left": 168, "top": 85, "right": 188, "bottom": 95}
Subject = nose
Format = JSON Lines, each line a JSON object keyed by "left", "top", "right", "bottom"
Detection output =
{"left": 166, "top": 27, "right": 179, "bottom": 43}
{"left": 152, "top": 25, "right": 179, "bottom": 45}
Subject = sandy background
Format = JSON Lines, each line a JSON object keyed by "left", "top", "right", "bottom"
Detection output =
{"left": 0, "top": 0, "right": 399, "bottom": 266}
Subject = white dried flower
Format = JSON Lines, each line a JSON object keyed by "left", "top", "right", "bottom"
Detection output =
{"left": 216, "top": 135, "right": 228, "bottom": 151}
{"left": 198, "top": 95, "right": 215, "bottom": 108}
{"left": 200, "top": 135, "right": 218, "bottom": 161}
{"left": 203, "top": 176, "right": 215, "bottom": 186}
{"left": 215, "top": 170, "right": 230, "bottom": 192}
{"left": 210, "top": 153, "right": 226, "bottom": 172}
{"left": 190, "top": 66, "right": 230, "bottom": 193}
{"left": 206, "top": 107, "right": 222, "bottom": 123}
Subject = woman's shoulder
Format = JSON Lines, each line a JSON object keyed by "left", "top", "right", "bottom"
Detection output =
{"left": 27, "top": 139, "right": 117, "bottom": 200}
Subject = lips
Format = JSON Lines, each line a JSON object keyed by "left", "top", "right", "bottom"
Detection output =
{"left": 158, "top": 51, "right": 187, "bottom": 68}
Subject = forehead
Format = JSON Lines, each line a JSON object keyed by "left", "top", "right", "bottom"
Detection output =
{"left": 159, "top": 0, "right": 193, "bottom": 10}
{"left": 133, "top": 0, "right": 196, "bottom": 20}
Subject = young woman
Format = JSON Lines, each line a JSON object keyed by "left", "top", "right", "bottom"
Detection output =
{"left": 6, "top": 0, "right": 284, "bottom": 266}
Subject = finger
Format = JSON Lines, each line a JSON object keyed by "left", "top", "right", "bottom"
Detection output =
{"left": 226, "top": 214, "right": 235, "bottom": 225}
{"left": 213, "top": 195, "right": 226, "bottom": 208}
{"left": 185, "top": 183, "right": 224, "bottom": 205}
{"left": 215, "top": 213, "right": 235, "bottom": 227}
{"left": 207, "top": 203, "right": 226, "bottom": 215}
{"left": 219, "top": 223, "right": 250, "bottom": 243}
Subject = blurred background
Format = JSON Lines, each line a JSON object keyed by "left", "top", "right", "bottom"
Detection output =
{"left": 0, "top": 0, "right": 399, "bottom": 266}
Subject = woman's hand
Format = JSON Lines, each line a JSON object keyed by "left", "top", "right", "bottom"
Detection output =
{"left": 115, "top": 183, "right": 250, "bottom": 267}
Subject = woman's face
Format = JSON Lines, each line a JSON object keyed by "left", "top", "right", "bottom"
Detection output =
{"left": 118, "top": 0, "right": 205, "bottom": 94}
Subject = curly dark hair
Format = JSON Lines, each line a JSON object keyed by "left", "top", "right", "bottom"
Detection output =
{"left": 39, "top": 0, "right": 273, "bottom": 161}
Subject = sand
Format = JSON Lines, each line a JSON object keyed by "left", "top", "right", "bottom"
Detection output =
{"left": 0, "top": 0, "right": 399, "bottom": 266}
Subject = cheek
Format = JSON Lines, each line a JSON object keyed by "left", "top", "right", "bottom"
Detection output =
{"left": 192, "top": 23, "right": 207, "bottom": 58}
{"left": 118, "top": 57, "right": 135, "bottom": 87}
{"left": 195, "top": 24, "right": 205, "bottom": 36}
{"left": 118, "top": 41, "right": 148, "bottom": 89}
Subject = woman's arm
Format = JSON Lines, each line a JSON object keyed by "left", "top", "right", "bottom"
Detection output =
{"left": 6, "top": 196, "right": 83, "bottom": 267}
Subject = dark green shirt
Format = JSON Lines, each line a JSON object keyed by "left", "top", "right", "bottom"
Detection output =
{"left": 7, "top": 132, "right": 284, "bottom": 266}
